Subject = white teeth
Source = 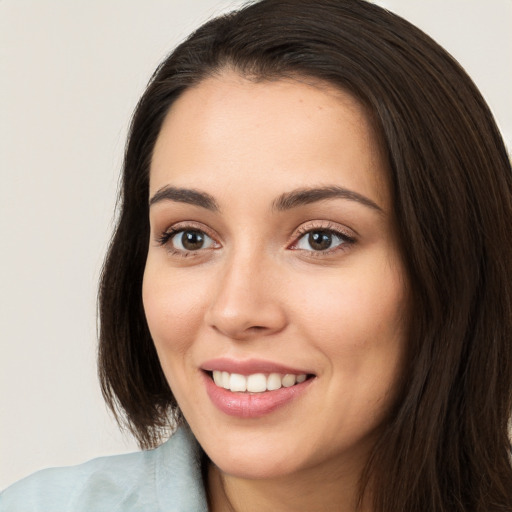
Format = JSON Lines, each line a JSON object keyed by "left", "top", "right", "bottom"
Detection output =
{"left": 211, "top": 370, "right": 308, "bottom": 393}
{"left": 282, "top": 374, "right": 297, "bottom": 387}
{"left": 229, "top": 373, "right": 247, "bottom": 392}
{"left": 213, "top": 371, "right": 223, "bottom": 387}
{"left": 247, "top": 373, "right": 267, "bottom": 393}
{"left": 267, "top": 373, "right": 282, "bottom": 391}
{"left": 296, "top": 374, "right": 307, "bottom": 383}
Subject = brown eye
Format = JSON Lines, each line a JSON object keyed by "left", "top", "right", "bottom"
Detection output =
{"left": 308, "top": 231, "right": 333, "bottom": 251}
{"left": 171, "top": 230, "right": 215, "bottom": 251}
{"left": 295, "top": 229, "right": 349, "bottom": 252}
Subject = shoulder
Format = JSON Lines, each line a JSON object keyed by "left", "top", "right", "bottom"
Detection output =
{"left": 1, "top": 446, "right": 158, "bottom": 512}
{"left": 0, "top": 427, "right": 207, "bottom": 512}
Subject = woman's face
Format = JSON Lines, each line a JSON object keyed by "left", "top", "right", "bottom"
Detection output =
{"left": 143, "top": 73, "right": 408, "bottom": 480}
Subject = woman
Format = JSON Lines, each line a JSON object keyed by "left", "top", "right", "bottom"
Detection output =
{"left": 2, "top": 0, "right": 511, "bottom": 510}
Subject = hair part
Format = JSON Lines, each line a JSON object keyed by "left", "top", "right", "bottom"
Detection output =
{"left": 98, "top": 1, "right": 512, "bottom": 510}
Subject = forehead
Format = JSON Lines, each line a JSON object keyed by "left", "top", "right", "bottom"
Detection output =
{"left": 150, "top": 72, "right": 390, "bottom": 210}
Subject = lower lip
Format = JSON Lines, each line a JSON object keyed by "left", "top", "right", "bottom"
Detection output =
{"left": 203, "top": 372, "right": 314, "bottom": 418}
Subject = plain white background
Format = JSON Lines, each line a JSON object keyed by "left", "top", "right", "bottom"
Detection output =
{"left": 1, "top": 0, "right": 511, "bottom": 489}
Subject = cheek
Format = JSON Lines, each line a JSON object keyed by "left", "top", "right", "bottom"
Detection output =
{"left": 303, "top": 283, "right": 402, "bottom": 333}
{"left": 142, "top": 260, "right": 208, "bottom": 354}
{"left": 292, "top": 250, "right": 407, "bottom": 371}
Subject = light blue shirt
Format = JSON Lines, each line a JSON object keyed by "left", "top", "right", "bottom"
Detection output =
{"left": 0, "top": 427, "right": 208, "bottom": 512}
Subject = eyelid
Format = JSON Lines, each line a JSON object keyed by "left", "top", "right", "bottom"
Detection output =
{"left": 287, "top": 220, "right": 357, "bottom": 253}
{"left": 155, "top": 221, "right": 221, "bottom": 252}
{"left": 296, "top": 220, "right": 355, "bottom": 237}
{"left": 154, "top": 219, "right": 356, "bottom": 257}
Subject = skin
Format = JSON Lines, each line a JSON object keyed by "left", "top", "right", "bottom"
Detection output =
{"left": 143, "top": 72, "right": 408, "bottom": 512}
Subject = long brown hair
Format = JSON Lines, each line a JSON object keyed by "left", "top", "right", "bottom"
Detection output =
{"left": 98, "top": 1, "right": 512, "bottom": 510}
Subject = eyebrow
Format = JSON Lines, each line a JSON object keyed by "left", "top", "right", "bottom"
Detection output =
{"left": 272, "top": 186, "right": 383, "bottom": 213}
{"left": 149, "top": 186, "right": 219, "bottom": 211}
{"left": 148, "top": 184, "right": 383, "bottom": 214}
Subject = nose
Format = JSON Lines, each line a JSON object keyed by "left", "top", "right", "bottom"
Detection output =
{"left": 205, "top": 251, "right": 287, "bottom": 341}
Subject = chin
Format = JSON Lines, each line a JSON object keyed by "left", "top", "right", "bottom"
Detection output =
{"left": 210, "top": 451, "right": 299, "bottom": 480}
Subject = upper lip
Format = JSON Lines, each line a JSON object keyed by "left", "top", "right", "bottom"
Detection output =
{"left": 200, "top": 358, "right": 313, "bottom": 376}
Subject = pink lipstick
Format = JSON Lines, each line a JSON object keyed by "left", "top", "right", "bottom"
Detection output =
{"left": 201, "top": 358, "right": 315, "bottom": 418}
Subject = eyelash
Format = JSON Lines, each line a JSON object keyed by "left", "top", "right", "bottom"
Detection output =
{"left": 155, "top": 221, "right": 356, "bottom": 258}
{"left": 155, "top": 223, "right": 217, "bottom": 258}
{"left": 290, "top": 222, "right": 356, "bottom": 256}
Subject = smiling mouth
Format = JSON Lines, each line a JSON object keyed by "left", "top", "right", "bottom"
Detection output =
{"left": 206, "top": 370, "right": 315, "bottom": 393}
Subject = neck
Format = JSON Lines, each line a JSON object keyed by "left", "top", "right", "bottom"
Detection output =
{"left": 207, "top": 456, "right": 372, "bottom": 512}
